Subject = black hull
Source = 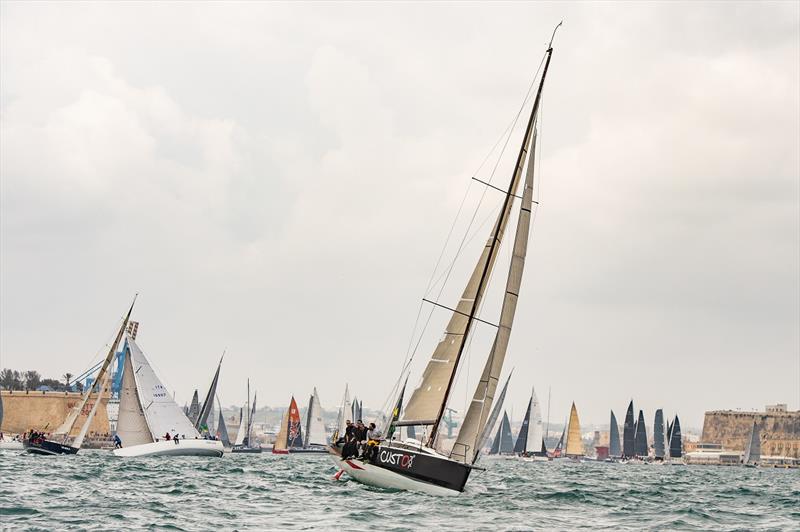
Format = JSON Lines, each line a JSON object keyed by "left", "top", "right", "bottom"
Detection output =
{"left": 288, "top": 447, "right": 328, "bottom": 454}
{"left": 335, "top": 442, "right": 473, "bottom": 493}
{"left": 23, "top": 439, "right": 79, "bottom": 456}
{"left": 231, "top": 445, "right": 262, "bottom": 454}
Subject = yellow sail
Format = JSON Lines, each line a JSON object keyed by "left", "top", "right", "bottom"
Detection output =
{"left": 272, "top": 407, "right": 291, "bottom": 451}
{"left": 565, "top": 402, "right": 584, "bottom": 457}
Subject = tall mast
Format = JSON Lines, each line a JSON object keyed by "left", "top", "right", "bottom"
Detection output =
{"left": 433, "top": 26, "right": 561, "bottom": 447}
{"left": 61, "top": 295, "right": 137, "bottom": 443}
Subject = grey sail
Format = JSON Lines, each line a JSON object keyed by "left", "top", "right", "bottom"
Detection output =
{"left": 622, "top": 400, "right": 635, "bottom": 458}
{"left": 634, "top": 410, "right": 648, "bottom": 457}
{"left": 216, "top": 397, "right": 231, "bottom": 447}
{"left": 666, "top": 419, "right": 673, "bottom": 443}
{"left": 554, "top": 423, "right": 566, "bottom": 454}
{"left": 653, "top": 409, "right": 665, "bottom": 459}
{"left": 743, "top": 420, "right": 761, "bottom": 465}
{"left": 668, "top": 415, "right": 682, "bottom": 458}
{"left": 490, "top": 411, "right": 514, "bottom": 455}
{"left": 196, "top": 356, "right": 223, "bottom": 432}
{"left": 246, "top": 392, "right": 257, "bottom": 446}
{"left": 475, "top": 372, "right": 511, "bottom": 458}
{"left": 513, "top": 397, "right": 533, "bottom": 454}
{"left": 609, "top": 410, "right": 621, "bottom": 458}
{"left": 188, "top": 390, "right": 200, "bottom": 424}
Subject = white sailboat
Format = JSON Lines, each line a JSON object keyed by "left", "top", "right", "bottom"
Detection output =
{"left": 328, "top": 24, "right": 561, "bottom": 495}
{"left": 112, "top": 327, "right": 223, "bottom": 458}
{"left": 25, "top": 298, "right": 135, "bottom": 455}
{"left": 298, "top": 388, "right": 328, "bottom": 453}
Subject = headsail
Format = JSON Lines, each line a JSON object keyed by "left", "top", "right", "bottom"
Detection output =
{"left": 448, "top": 39, "right": 559, "bottom": 461}
{"left": 304, "top": 388, "right": 327, "bottom": 447}
{"left": 196, "top": 354, "right": 223, "bottom": 432}
{"left": 490, "top": 411, "right": 514, "bottom": 455}
{"left": 743, "top": 419, "right": 760, "bottom": 466}
{"left": 609, "top": 410, "right": 621, "bottom": 458}
{"left": 234, "top": 407, "right": 246, "bottom": 446}
{"left": 127, "top": 335, "right": 200, "bottom": 440}
{"left": 668, "top": 415, "right": 682, "bottom": 458}
{"left": 116, "top": 339, "right": 153, "bottom": 447}
{"left": 188, "top": 390, "right": 200, "bottom": 425}
{"left": 336, "top": 385, "right": 350, "bottom": 437}
{"left": 474, "top": 372, "right": 511, "bottom": 461}
{"left": 634, "top": 410, "right": 648, "bottom": 457}
{"left": 565, "top": 402, "right": 584, "bottom": 457}
{"left": 216, "top": 397, "right": 231, "bottom": 447}
{"left": 653, "top": 409, "right": 665, "bottom": 459}
{"left": 247, "top": 391, "right": 257, "bottom": 446}
{"left": 622, "top": 400, "right": 635, "bottom": 458}
{"left": 513, "top": 397, "right": 533, "bottom": 454}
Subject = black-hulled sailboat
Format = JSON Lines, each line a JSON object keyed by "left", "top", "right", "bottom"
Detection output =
{"left": 24, "top": 297, "right": 136, "bottom": 455}
{"left": 328, "top": 25, "right": 561, "bottom": 495}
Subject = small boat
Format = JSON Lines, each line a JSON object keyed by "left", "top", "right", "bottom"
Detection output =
{"left": 272, "top": 396, "right": 304, "bottom": 454}
{"left": 514, "top": 388, "right": 549, "bottom": 460}
{"left": 232, "top": 380, "right": 261, "bottom": 453}
{"left": 25, "top": 298, "right": 135, "bottom": 456}
{"left": 328, "top": 24, "right": 561, "bottom": 495}
{"left": 564, "top": 402, "right": 584, "bottom": 460}
{"left": 112, "top": 324, "right": 223, "bottom": 458}
{"left": 743, "top": 420, "right": 760, "bottom": 467}
{"left": 295, "top": 388, "right": 328, "bottom": 454}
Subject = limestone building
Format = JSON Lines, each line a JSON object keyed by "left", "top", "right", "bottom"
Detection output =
{"left": 701, "top": 404, "right": 799, "bottom": 459}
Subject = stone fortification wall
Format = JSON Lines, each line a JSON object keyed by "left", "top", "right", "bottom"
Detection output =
{"left": 1, "top": 390, "right": 110, "bottom": 436}
{"left": 701, "top": 410, "right": 800, "bottom": 458}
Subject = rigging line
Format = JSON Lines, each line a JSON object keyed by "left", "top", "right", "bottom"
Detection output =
{"left": 396, "top": 50, "right": 550, "bottom": 394}
{"left": 406, "top": 55, "right": 546, "bottom": 371}
{"left": 426, "top": 52, "right": 546, "bottom": 302}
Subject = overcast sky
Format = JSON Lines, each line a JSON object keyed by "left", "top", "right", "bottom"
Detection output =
{"left": 1, "top": 2, "right": 798, "bottom": 431}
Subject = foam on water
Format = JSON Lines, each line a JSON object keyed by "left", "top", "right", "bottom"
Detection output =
{"left": 1, "top": 450, "right": 798, "bottom": 530}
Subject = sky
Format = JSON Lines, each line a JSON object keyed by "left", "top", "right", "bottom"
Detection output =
{"left": 1, "top": 1, "right": 798, "bottom": 431}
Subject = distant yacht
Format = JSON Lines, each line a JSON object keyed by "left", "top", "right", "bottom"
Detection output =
{"left": 25, "top": 298, "right": 135, "bottom": 456}
{"left": 514, "top": 388, "right": 548, "bottom": 460}
{"left": 743, "top": 420, "right": 761, "bottom": 467}
{"left": 112, "top": 323, "right": 223, "bottom": 458}
{"left": 608, "top": 410, "right": 621, "bottom": 460}
{"left": 564, "top": 402, "right": 584, "bottom": 460}
{"left": 272, "top": 396, "right": 304, "bottom": 454}
{"left": 232, "top": 379, "right": 261, "bottom": 454}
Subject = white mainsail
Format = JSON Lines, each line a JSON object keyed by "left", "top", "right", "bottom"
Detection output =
{"left": 305, "top": 388, "right": 327, "bottom": 447}
{"left": 126, "top": 335, "right": 199, "bottom": 440}
{"left": 525, "top": 387, "right": 543, "bottom": 453}
{"left": 233, "top": 408, "right": 246, "bottom": 446}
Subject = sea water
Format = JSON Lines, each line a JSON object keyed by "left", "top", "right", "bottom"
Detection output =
{"left": 1, "top": 451, "right": 798, "bottom": 530}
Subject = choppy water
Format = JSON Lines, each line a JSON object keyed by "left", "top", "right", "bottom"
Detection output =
{"left": 1, "top": 450, "right": 798, "bottom": 530}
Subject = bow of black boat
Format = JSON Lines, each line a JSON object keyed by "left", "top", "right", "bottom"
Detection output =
{"left": 23, "top": 438, "right": 79, "bottom": 456}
